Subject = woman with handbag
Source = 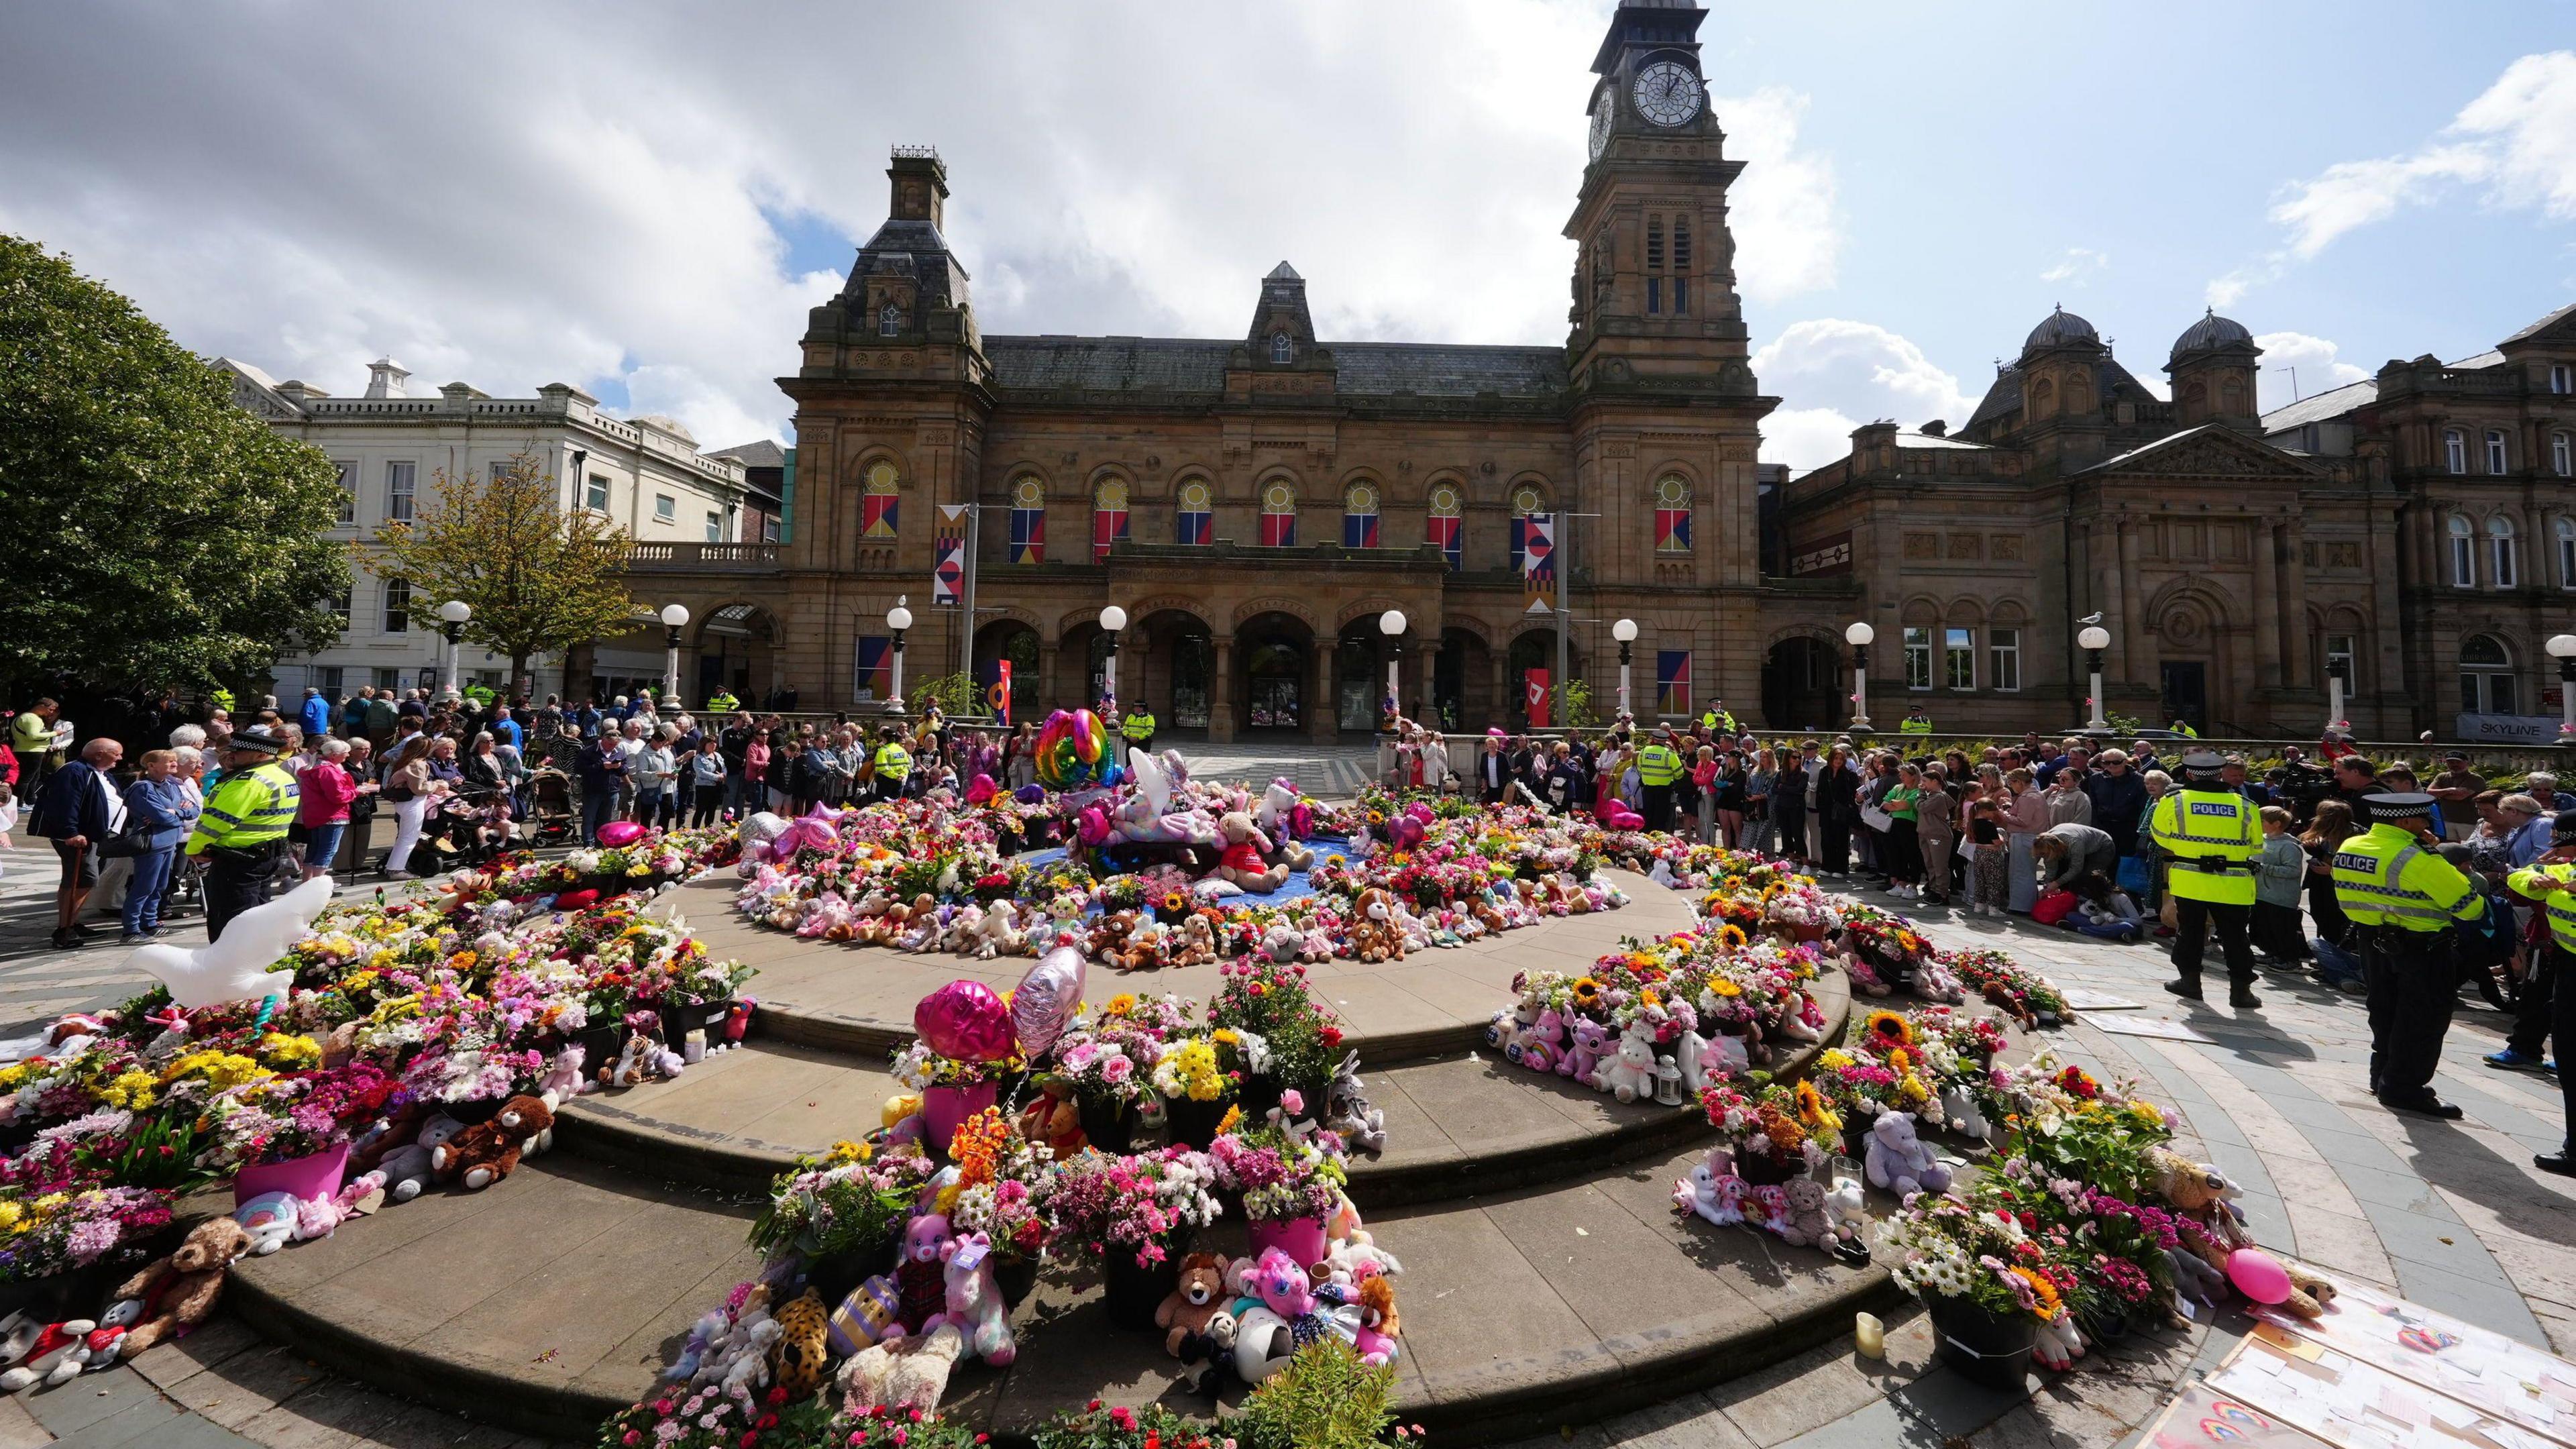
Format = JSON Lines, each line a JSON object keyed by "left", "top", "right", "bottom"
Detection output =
{"left": 379, "top": 736, "right": 435, "bottom": 880}
{"left": 118, "top": 749, "right": 196, "bottom": 942}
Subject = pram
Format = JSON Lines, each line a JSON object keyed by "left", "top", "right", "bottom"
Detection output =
{"left": 523, "top": 767, "right": 578, "bottom": 845}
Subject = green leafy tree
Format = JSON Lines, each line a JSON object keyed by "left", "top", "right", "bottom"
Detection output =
{"left": 368, "top": 453, "right": 637, "bottom": 692}
{"left": 0, "top": 235, "right": 347, "bottom": 694}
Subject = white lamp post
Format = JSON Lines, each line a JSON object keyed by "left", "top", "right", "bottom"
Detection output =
{"left": 2077, "top": 625, "right": 2112, "bottom": 735}
{"left": 1844, "top": 621, "right": 1874, "bottom": 732}
{"left": 659, "top": 604, "right": 690, "bottom": 709}
{"left": 2551, "top": 635, "right": 2576, "bottom": 741}
{"left": 437, "top": 600, "right": 470, "bottom": 696}
{"left": 1612, "top": 618, "right": 1639, "bottom": 718}
{"left": 1098, "top": 604, "right": 1128, "bottom": 713}
{"left": 886, "top": 598, "right": 914, "bottom": 712}
{"left": 1379, "top": 610, "right": 1407, "bottom": 724}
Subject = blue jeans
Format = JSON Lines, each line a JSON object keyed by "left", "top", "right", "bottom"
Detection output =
{"left": 123, "top": 848, "right": 175, "bottom": 934}
{"left": 582, "top": 790, "right": 619, "bottom": 843}
{"left": 306, "top": 821, "right": 347, "bottom": 875}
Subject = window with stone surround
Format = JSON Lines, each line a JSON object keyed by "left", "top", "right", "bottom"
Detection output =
{"left": 1903, "top": 627, "right": 1933, "bottom": 690}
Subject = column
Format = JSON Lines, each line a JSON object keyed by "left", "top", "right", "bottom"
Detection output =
{"left": 2251, "top": 516, "right": 2283, "bottom": 678}
{"left": 1310, "top": 641, "right": 1338, "bottom": 742}
{"left": 1210, "top": 636, "right": 1236, "bottom": 744}
{"left": 1491, "top": 649, "right": 1511, "bottom": 731}
{"left": 2116, "top": 520, "right": 2143, "bottom": 678}
{"left": 2278, "top": 521, "right": 2311, "bottom": 687}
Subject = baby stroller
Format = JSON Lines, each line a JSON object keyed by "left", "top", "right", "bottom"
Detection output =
{"left": 523, "top": 767, "right": 578, "bottom": 845}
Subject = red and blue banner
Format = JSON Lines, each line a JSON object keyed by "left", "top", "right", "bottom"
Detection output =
{"left": 1522, "top": 513, "right": 1556, "bottom": 598}
{"left": 861, "top": 494, "right": 898, "bottom": 541}
{"left": 1654, "top": 505, "right": 1693, "bottom": 553}
{"left": 855, "top": 636, "right": 894, "bottom": 700}
{"left": 1261, "top": 510, "right": 1296, "bottom": 548}
{"left": 1524, "top": 667, "right": 1551, "bottom": 727}
{"left": 1428, "top": 514, "right": 1460, "bottom": 570}
{"left": 1093, "top": 505, "right": 1128, "bottom": 562}
{"left": 1178, "top": 508, "right": 1212, "bottom": 545}
{"left": 1657, "top": 649, "right": 1691, "bottom": 716}
{"left": 1343, "top": 511, "right": 1379, "bottom": 549}
{"left": 932, "top": 504, "right": 966, "bottom": 604}
{"left": 1010, "top": 506, "right": 1045, "bottom": 565}
{"left": 983, "top": 659, "right": 1012, "bottom": 725}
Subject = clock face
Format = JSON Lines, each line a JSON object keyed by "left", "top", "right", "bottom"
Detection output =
{"left": 1588, "top": 91, "right": 1614, "bottom": 160}
{"left": 1631, "top": 60, "right": 1703, "bottom": 127}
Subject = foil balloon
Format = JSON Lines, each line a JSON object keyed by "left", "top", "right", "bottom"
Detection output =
{"left": 1010, "top": 945, "right": 1089, "bottom": 1059}
{"left": 1014, "top": 784, "right": 1046, "bottom": 806}
{"left": 914, "top": 980, "right": 1017, "bottom": 1063}
{"left": 1405, "top": 802, "right": 1434, "bottom": 826}
{"left": 966, "top": 773, "right": 997, "bottom": 806}
{"left": 1034, "top": 708, "right": 1111, "bottom": 790}
{"left": 594, "top": 820, "right": 646, "bottom": 849}
{"left": 1076, "top": 805, "right": 1113, "bottom": 846}
{"left": 554, "top": 888, "right": 602, "bottom": 911}
{"left": 1387, "top": 814, "right": 1426, "bottom": 850}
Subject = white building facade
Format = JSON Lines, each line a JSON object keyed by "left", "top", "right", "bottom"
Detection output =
{"left": 223, "top": 356, "right": 749, "bottom": 700}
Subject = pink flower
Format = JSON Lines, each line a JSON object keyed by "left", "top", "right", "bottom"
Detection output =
{"left": 1279, "top": 1089, "right": 1303, "bottom": 1115}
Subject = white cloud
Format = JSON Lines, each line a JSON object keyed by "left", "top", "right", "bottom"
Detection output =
{"left": 2247, "top": 331, "right": 2371, "bottom": 414}
{"left": 2039, "top": 247, "right": 2109, "bottom": 285}
{"left": 0, "top": 2, "right": 1841, "bottom": 448}
{"left": 2212, "top": 50, "right": 2576, "bottom": 302}
{"left": 1751, "top": 318, "right": 1978, "bottom": 471}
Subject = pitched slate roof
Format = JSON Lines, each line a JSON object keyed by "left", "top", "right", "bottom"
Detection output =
{"left": 2259, "top": 377, "right": 2377, "bottom": 433}
{"left": 980, "top": 336, "right": 1566, "bottom": 398}
{"left": 2503, "top": 301, "right": 2576, "bottom": 345}
{"left": 709, "top": 439, "right": 788, "bottom": 469}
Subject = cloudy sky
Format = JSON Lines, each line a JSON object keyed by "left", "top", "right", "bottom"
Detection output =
{"left": 5, "top": 1, "right": 2571, "bottom": 472}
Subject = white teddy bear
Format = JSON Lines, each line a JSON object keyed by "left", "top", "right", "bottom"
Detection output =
{"left": 1589, "top": 1022, "right": 1659, "bottom": 1102}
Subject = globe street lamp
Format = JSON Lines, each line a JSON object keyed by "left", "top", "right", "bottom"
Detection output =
{"left": 2551, "top": 634, "right": 2576, "bottom": 742}
{"left": 885, "top": 598, "right": 914, "bottom": 712}
{"left": 1844, "top": 621, "right": 1875, "bottom": 732}
{"left": 437, "top": 600, "right": 470, "bottom": 698}
{"left": 2077, "top": 625, "right": 2112, "bottom": 735}
{"left": 1612, "top": 618, "right": 1639, "bottom": 718}
{"left": 1098, "top": 604, "right": 1129, "bottom": 714}
{"left": 1379, "top": 610, "right": 1407, "bottom": 727}
{"left": 659, "top": 604, "right": 690, "bottom": 710}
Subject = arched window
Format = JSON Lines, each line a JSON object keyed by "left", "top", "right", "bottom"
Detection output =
{"left": 2066, "top": 372, "right": 2093, "bottom": 415}
{"left": 1653, "top": 474, "right": 1693, "bottom": 554}
{"left": 1175, "top": 478, "right": 1212, "bottom": 546}
{"left": 2489, "top": 515, "right": 2518, "bottom": 589}
{"left": 2218, "top": 377, "right": 2244, "bottom": 413}
{"left": 2445, "top": 429, "right": 2467, "bottom": 474}
{"left": 1270, "top": 331, "right": 1293, "bottom": 364}
{"left": 1091, "top": 478, "right": 1130, "bottom": 561}
{"left": 1008, "top": 476, "right": 1046, "bottom": 565}
{"left": 2030, "top": 376, "right": 2056, "bottom": 418}
{"left": 2460, "top": 633, "right": 2518, "bottom": 716}
{"left": 1509, "top": 483, "right": 1548, "bottom": 572}
{"left": 2449, "top": 514, "right": 2475, "bottom": 587}
{"left": 1341, "top": 482, "right": 1379, "bottom": 549}
{"left": 861, "top": 461, "right": 900, "bottom": 540}
{"left": 1425, "top": 482, "right": 1462, "bottom": 570}
{"left": 877, "top": 303, "right": 903, "bottom": 337}
{"left": 2557, "top": 517, "right": 2576, "bottom": 589}
{"left": 380, "top": 577, "right": 411, "bottom": 635}
{"left": 1259, "top": 480, "right": 1297, "bottom": 547}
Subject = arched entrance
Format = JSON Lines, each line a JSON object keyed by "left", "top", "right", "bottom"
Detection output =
{"left": 1505, "top": 629, "right": 1584, "bottom": 728}
{"left": 1135, "top": 609, "right": 1214, "bottom": 733}
{"left": 973, "top": 621, "right": 1039, "bottom": 724}
{"left": 696, "top": 604, "right": 779, "bottom": 708}
{"left": 1238, "top": 612, "right": 1311, "bottom": 733}
{"left": 1762, "top": 636, "right": 1837, "bottom": 731}
{"left": 1335, "top": 622, "right": 1389, "bottom": 731}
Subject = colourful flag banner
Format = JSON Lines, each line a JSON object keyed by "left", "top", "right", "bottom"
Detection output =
{"left": 932, "top": 504, "right": 967, "bottom": 604}
{"left": 1260, "top": 510, "right": 1296, "bottom": 548}
{"left": 1343, "top": 511, "right": 1379, "bottom": 549}
{"left": 855, "top": 636, "right": 893, "bottom": 700}
{"left": 1657, "top": 649, "right": 1691, "bottom": 716}
{"left": 1427, "top": 514, "right": 1461, "bottom": 570}
{"left": 983, "top": 659, "right": 1012, "bottom": 725}
{"left": 1178, "top": 508, "right": 1212, "bottom": 545}
{"left": 861, "top": 493, "right": 898, "bottom": 541}
{"left": 1010, "top": 504, "right": 1045, "bottom": 565}
{"left": 1525, "top": 667, "right": 1552, "bottom": 727}
{"left": 1093, "top": 504, "right": 1128, "bottom": 561}
{"left": 1654, "top": 505, "right": 1693, "bottom": 553}
{"left": 1523, "top": 513, "right": 1556, "bottom": 597}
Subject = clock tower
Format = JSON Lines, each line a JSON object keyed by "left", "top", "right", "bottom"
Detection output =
{"left": 1566, "top": 0, "right": 1755, "bottom": 394}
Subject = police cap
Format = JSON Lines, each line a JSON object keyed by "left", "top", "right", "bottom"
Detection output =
{"left": 226, "top": 726, "right": 289, "bottom": 756}
{"left": 2555, "top": 809, "right": 2576, "bottom": 845}
{"left": 2359, "top": 791, "right": 2437, "bottom": 822}
{"left": 2179, "top": 751, "right": 2226, "bottom": 774}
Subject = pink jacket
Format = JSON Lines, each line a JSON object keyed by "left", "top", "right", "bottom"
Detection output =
{"left": 298, "top": 760, "right": 357, "bottom": 825}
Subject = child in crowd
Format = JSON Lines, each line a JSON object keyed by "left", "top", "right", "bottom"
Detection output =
{"left": 1968, "top": 798, "right": 2009, "bottom": 918}
{"left": 2070, "top": 871, "right": 2143, "bottom": 943}
{"left": 2250, "top": 805, "right": 2309, "bottom": 965}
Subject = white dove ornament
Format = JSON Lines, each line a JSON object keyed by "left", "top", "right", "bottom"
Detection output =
{"left": 128, "top": 875, "right": 334, "bottom": 1008}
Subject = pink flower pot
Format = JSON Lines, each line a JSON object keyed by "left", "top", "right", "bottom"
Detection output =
{"left": 1246, "top": 1215, "right": 1326, "bottom": 1269}
{"left": 235, "top": 1142, "right": 350, "bottom": 1206}
{"left": 923, "top": 1081, "right": 999, "bottom": 1158}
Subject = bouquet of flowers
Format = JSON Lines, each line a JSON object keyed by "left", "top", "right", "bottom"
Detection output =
{"left": 1210, "top": 959, "right": 1340, "bottom": 1095}
{"left": 938, "top": 1109, "right": 1052, "bottom": 1263}
{"left": 1209, "top": 1122, "right": 1346, "bottom": 1224}
{"left": 890, "top": 1039, "right": 1023, "bottom": 1091}
{"left": 1872, "top": 1194, "right": 2073, "bottom": 1324}
{"left": 1150, "top": 1036, "right": 1228, "bottom": 1104}
{"left": 748, "top": 1140, "right": 940, "bottom": 1265}
{"left": 1940, "top": 947, "right": 2070, "bottom": 1026}
{"left": 0, "top": 1144, "right": 176, "bottom": 1283}
{"left": 1039, "top": 1146, "right": 1220, "bottom": 1268}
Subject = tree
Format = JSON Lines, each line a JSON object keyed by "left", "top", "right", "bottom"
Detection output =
{"left": 0, "top": 235, "right": 348, "bottom": 695}
{"left": 368, "top": 453, "right": 638, "bottom": 691}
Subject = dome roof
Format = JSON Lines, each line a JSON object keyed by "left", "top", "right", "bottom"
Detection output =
{"left": 2023, "top": 307, "right": 2100, "bottom": 352}
{"left": 2169, "top": 309, "right": 2254, "bottom": 360}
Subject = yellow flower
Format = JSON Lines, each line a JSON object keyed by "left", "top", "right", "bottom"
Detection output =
{"left": 1218, "top": 1105, "right": 1244, "bottom": 1134}
{"left": 260, "top": 1034, "right": 323, "bottom": 1069}
{"left": 1105, "top": 994, "right": 1138, "bottom": 1017}
{"left": 1818, "top": 1048, "right": 1856, "bottom": 1070}
{"left": 1708, "top": 979, "right": 1743, "bottom": 998}
{"left": 1212, "top": 1028, "right": 1240, "bottom": 1046}
{"left": 0, "top": 1202, "right": 20, "bottom": 1233}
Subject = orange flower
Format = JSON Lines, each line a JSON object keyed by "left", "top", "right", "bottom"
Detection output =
{"left": 2008, "top": 1266, "right": 2061, "bottom": 1318}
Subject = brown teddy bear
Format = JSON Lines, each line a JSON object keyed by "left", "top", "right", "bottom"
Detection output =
{"left": 1171, "top": 913, "right": 1219, "bottom": 968}
{"left": 431, "top": 1094, "right": 555, "bottom": 1190}
{"left": 1092, "top": 910, "right": 1138, "bottom": 969}
{"left": 1350, "top": 888, "right": 1404, "bottom": 963}
{"left": 1016, "top": 1079, "right": 1085, "bottom": 1158}
{"left": 1216, "top": 812, "right": 1291, "bottom": 894}
{"left": 99, "top": 1216, "right": 252, "bottom": 1357}
{"left": 1155, "top": 1252, "right": 1232, "bottom": 1358}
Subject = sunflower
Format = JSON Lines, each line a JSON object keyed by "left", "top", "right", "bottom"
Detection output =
{"left": 1714, "top": 924, "right": 1750, "bottom": 950}
{"left": 1161, "top": 892, "right": 1188, "bottom": 912}
{"left": 1707, "top": 978, "right": 1743, "bottom": 998}
{"left": 2008, "top": 1266, "right": 2062, "bottom": 1317}
{"left": 1105, "top": 993, "right": 1138, "bottom": 1016}
{"left": 1570, "top": 977, "right": 1605, "bottom": 1010}
{"left": 1865, "top": 1010, "right": 1915, "bottom": 1051}
{"left": 1793, "top": 1079, "right": 1839, "bottom": 1132}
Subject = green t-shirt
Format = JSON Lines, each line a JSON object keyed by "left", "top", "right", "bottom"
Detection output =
{"left": 1885, "top": 785, "right": 1921, "bottom": 822}
{"left": 9, "top": 713, "right": 54, "bottom": 756}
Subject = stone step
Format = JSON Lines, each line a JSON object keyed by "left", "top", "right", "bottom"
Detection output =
{"left": 225, "top": 1135, "right": 1897, "bottom": 1447}
{"left": 666, "top": 867, "right": 1705, "bottom": 1067}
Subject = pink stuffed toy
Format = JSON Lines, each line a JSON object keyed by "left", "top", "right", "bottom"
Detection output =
{"left": 928, "top": 1231, "right": 1015, "bottom": 1366}
{"left": 892, "top": 1212, "right": 953, "bottom": 1336}
{"left": 1512, "top": 1008, "right": 1566, "bottom": 1073}
{"left": 1559, "top": 1018, "right": 1610, "bottom": 1083}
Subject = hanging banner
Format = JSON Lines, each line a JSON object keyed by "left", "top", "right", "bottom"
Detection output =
{"left": 983, "top": 659, "right": 1012, "bottom": 725}
{"left": 1657, "top": 649, "right": 1691, "bottom": 716}
{"left": 1525, "top": 667, "right": 1552, "bottom": 727}
{"left": 1523, "top": 513, "right": 1556, "bottom": 598}
{"left": 932, "top": 504, "right": 967, "bottom": 604}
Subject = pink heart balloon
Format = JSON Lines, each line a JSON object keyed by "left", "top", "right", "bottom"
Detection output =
{"left": 967, "top": 773, "right": 997, "bottom": 806}
{"left": 1010, "top": 946, "right": 1088, "bottom": 1060}
{"left": 595, "top": 820, "right": 645, "bottom": 849}
{"left": 2225, "top": 1248, "right": 2292, "bottom": 1305}
{"left": 914, "top": 980, "right": 1017, "bottom": 1063}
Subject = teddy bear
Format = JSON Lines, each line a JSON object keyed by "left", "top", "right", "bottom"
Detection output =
{"left": 0, "top": 1314, "right": 105, "bottom": 1391}
{"left": 694, "top": 1287, "right": 783, "bottom": 1398}
{"left": 1015, "top": 1079, "right": 1085, "bottom": 1158}
{"left": 1216, "top": 812, "right": 1291, "bottom": 894}
{"left": 839, "top": 1322, "right": 965, "bottom": 1416}
{"left": 1822, "top": 1173, "right": 1870, "bottom": 1254}
{"left": 891, "top": 1212, "right": 953, "bottom": 1336}
{"left": 431, "top": 1094, "right": 555, "bottom": 1190}
{"left": 1226, "top": 1248, "right": 1322, "bottom": 1385}
{"left": 1324, "top": 1050, "right": 1387, "bottom": 1159}
{"left": 2031, "top": 1311, "right": 2086, "bottom": 1371}
{"left": 1350, "top": 1275, "right": 1399, "bottom": 1366}
{"left": 1770, "top": 1177, "right": 1835, "bottom": 1250}
{"left": 945, "top": 904, "right": 987, "bottom": 957}
{"left": 1348, "top": 888, "right": 1404, "bottom": 964}
{"left": 1155, "top": 1251, "right": 1234, "bottom": 1367}
{"left": 1936, "top": 1084, "right": 1991, "bottom": 1143}
{"left": 1672, "top": 1150, "right": 1746, "bottom": 1228}
{"left": 1171, "top": 912, "right": 1219, "bottom": 968}
{"left": 1672, "top": 1028, "right": 1719, "bottom": 1093}
{"left": 768, "top": 1288, "right": 833, "bottom": 1399}
{"left": 84, "top": 1215, "right": 251, "bottom": 1365}
{"left": 975, "top": 900, "right": 1026, "bottom": 959}
{"left": 1487, "top": 999, "right": 1537, "bottom": 1058}
{"left": 1863, "top": 1111, "right": 1953, "bottom": 1198}
{"left": 1092, "top": 910, "right": 1139, "bottom": 968}
{"left": 1589, "top": 1022, "right": 1658, "bottom": 1103}
{"left": 1511, "top": 1006, "right": 1566, "bottom": 1074}
{"left": 374, "top": 1114, "right": 466, "bottom": 1203}
{"left": 930, "top": 1232, "right": 1015, "bottom": 1366}
{"left": 1560, "top": 1018, "right": 1611, "bottom": 1085}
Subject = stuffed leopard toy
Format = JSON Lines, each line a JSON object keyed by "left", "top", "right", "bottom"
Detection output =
{"left": 769, "top": 1289, "right": 833, "bottom": 1399}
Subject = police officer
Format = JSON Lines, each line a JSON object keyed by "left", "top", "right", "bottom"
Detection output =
{"left": 2504, "top": 813, "right": 2576, "bottom": 1174}
{"left": 1636, "top": 729, "right": 1685, "bottom": 833}
{"left": 2147, "top": 751, "right": 2264, "bottom": 1008}
{"left": 184, "top": 726, "right": 300, "bottom": 942}
{"left": 706, "top": 687, "right": 739, "bottom": 714}
{"left": 2332, "top": 792, "right": 2483, "bottom": 1119}
{"left": 871, "top": 726, "right": 912, "bottom": 804}
{"left": 1900, "top": 704, "right": 1933, "bottom": 737}
{"left": 1121, "top": 703, "right": 1156, "bottom": 756}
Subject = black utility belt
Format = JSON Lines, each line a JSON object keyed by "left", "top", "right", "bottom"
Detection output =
{"left": 2169, "top": 858, "right": 2252, "bottom": 872}
{"left": 205, "top": 841, "right": 286, "bottom": 866}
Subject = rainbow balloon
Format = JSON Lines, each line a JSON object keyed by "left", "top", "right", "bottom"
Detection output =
{"left": 1034, "top": 708, "right": 1111, "bottom": 790}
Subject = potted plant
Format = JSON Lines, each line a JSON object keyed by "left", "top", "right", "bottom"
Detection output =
{"left": 1872, "top": 1195, "right": 2065, "bottom": 1389}
{"left": 942, "top": 1107, "right": 1053, "bottom": 1307}
{"left": 1039, "top": 1146, "right": 1220, "bottom": 1330}
{"left": 1052, "top": 992, "right": 1189, "bottom": 1154}
{"left": 892, "top": 1040, "right": 1023, "bottom": 1157}
{"left": 1211, "top": 959, "right": 1338, "bottom": 1114}
{"left": 749, "top": 1140, "right": 939, "bottom": 1304}
{"left": 1033, "top": 1400, "right": 1222, "bottom": 1449}
{"left": 1151, "top": 1036, "right": 1233, "bottom": 1149}
{"left": 215, "top": 1061, "right": 402, "bottom": 1203}
{"left": 1210, "top": 1119, "right": 1346, "bottom": 1269}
